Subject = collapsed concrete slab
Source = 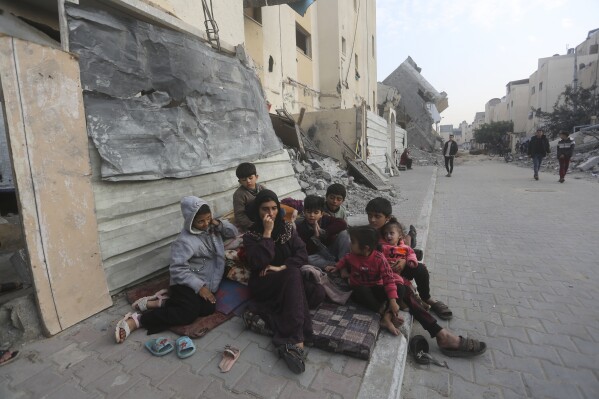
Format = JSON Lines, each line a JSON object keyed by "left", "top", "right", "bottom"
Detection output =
{"left": 382, "top": 57, "right": 446, "bottom": 151}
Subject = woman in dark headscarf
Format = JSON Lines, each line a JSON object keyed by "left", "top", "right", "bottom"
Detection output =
{"left": 243, "top": 190, "right": 324, "bottom": 374}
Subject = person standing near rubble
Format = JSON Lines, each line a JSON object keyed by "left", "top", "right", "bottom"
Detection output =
{"left": 527, "top": 128, "right": 550, "bottom": 180}
{"left": 557, "top": 130, "right": 575, "bottom": 183}
{"left": 442, "top": 134, "right": 458, "bottom": 177}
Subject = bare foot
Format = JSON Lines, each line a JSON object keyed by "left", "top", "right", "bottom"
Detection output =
{"left": 381, "top": 312, "right": 400, "bottom": 336}
{"left": 435, "top": 329, "right": 460, "bottom": 349}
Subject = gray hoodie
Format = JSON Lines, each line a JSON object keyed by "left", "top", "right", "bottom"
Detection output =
{"left": 169, "top": 196, "right": 238, "bottom": 293}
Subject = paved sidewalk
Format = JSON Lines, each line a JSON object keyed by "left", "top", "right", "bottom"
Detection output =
{"left": 402, "top": 158, "right": 599, "bottom": 399}
{"left": 0, "top": 166, "right": 439, "bottom": 399}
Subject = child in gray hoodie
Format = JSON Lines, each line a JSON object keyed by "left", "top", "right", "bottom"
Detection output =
{"left": 116, "top": 196, "right": 238, "bottom": 343}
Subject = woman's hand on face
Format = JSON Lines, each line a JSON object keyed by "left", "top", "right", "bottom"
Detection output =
{"left": 211, "top": 218, "right": 221, "bottom": 226}
{"left": 199, "top": 286, "right": 216, "bottom": 304}
{"left": 262, "top": 213, "right": 274, "bottom": 236}
{"left": 260, "top": 264, "right": 287, "bottom": 277}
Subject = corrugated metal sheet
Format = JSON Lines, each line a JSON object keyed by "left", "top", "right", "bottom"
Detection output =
{"left": 366, "top": 111, "right": 389, "bottom": 171}
{"left": 90, "top": 146, "right": 302, "bottom": 292}
{"left": 0, "top": 106, "right": 14, "bottom": 190}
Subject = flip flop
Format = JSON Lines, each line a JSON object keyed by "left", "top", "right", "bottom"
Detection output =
{"left": 132, "top": 289, "right": 169, "bottom": 312}
{"left": 175, "top": 336, "right": 196, "bottom": 359}
{"left": 144, "top": 337, "right": 174, "bottom": 357}
{"left": 0, "top": 350, "right": 19, "bottom": 367}
{"left": 440, "top": 336, "right": 487, "bottom": 358}
{"left": 219, "top": 345, "right": 240, "bottom": 373}
{"left": 429, "top": 300, "right": 453, "bottom": 320}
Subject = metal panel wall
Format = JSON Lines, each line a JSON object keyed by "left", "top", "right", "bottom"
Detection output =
{"left": 90, "top": 147, "right": 303, "bottom": 292}
{"left": 366, "top": 111, "right": 389, "bottom": 171}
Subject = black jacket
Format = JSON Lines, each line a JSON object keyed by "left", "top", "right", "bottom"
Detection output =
{"left": 557, "top": 138, "right": 575, "bottom": 158}
{"left": 527, "top": 135, "right": 550, "bottom": 157}
{"left": 443, "top": 140, "right": 458, "bottom": 156}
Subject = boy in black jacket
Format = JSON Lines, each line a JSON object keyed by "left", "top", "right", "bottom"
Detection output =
{"left": 528, "top": 129, "right": 550, "bottom": 180}
{"left": 557, "top": 130, "right": 575, "bottom": 183}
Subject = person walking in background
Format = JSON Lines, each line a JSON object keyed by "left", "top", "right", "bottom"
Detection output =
{"left": 557, "top": 130, "right": 575, "bottom": 183}
{"left": 527, "top": 128, "right": 550, "bottom": 180}
{"left": 442, "top": 134, "right": 458, "bottom": 177}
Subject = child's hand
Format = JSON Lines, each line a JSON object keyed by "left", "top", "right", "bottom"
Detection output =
{"left": 389, "top": 299, "right": 400, "bottom": 315}
{"left": 211, "top": 218, "right": 221, "bottom": 226}
{"left": 199, "top": 286, "right": 216, "bottom": 304}
{"left": 314, "top": 221, "right": 321, "bottom": 237}
{"left": 324, "top": 265, "right": 336, "bottom": 273}
{"left": 391, "top": 259, "right": 406, "bottom": 274}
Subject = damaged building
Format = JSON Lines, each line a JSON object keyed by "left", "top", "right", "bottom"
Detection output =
{"left": 0, "top": 0, "right": 399, "bottom": 340}
{"left": 382, "top": 56, "right": 447, "bottom": 150}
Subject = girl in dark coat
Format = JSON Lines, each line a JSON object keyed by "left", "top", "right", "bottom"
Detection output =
{"left": 243, "top": 190, "right": 324, "bottom": 374}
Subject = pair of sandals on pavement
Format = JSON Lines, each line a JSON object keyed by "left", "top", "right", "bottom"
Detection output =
{"left": 145, "top": 337, "right": 240, "bottom": 372}
{"left": 145, "top": 336, "right": 196, "bottom": 359}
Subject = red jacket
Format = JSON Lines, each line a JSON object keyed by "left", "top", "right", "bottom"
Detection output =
{"left": 334, "top": 250, "right": 398, "bottom": 299}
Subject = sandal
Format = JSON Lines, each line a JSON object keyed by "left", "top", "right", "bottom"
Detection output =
{"left": 0, "top": 350, "right": 19, "bottom": 367}
{"left": 278, "top": 344, "right": 306, "bottom": 374}
{"left": 440, "top": 336, "right": 487, "bottom": 358}
{"left": 144, "top": 337, "right": 174, "bottom": 357}
{"left": 175, "top": 336, "right": 196, "bottom": 359}
{"left": 219, "top": 345, "right": 240, "bottom": 372}
{"left": 132, "top": 289, "right": 169, "bottom": 312}
{"left": 429, "top": 300, "right": 452, "bottom": 320}
{"left": 115, "top": 312, "right": 140, "bottom": 344}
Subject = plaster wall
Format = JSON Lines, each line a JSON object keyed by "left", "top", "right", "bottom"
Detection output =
{"left": 317, "top": 0, "right": 376, "bottom": 110}
{"left": 301, "top": 108, "right": 358, "bottom": 167}
{"left": 151, "top": 0, "right": 244, "bottom": 46}
{"left": 506, "top": 83, "right": 529, "bottom": 133}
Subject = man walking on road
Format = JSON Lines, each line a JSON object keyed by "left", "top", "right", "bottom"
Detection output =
{"left": 443, "top": 134, "right": 458, "bottom": 177}
{"left": 527, "top": 128, "right": 550, "bottom": 180}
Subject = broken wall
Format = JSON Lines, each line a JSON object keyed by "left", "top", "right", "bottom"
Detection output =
{"left": 63, "top": 2, "right": 302, "bottom": 292}
{"left": 67, "top": 3, "right": 282, "bottom": 181}
{"left": 365, "top": 111, "right": 389, "bottom": 172}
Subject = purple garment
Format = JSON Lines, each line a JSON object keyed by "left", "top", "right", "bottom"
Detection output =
{"left": 243, "top": 230, "right": 322, "bottom": 346}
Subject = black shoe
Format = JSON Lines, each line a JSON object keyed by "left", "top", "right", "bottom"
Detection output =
{"left": 408, "top": 225, "right": 417, "bottom": 249}
{"left": 414, "top": 248, "right": 424, "bottom": 261}
{"left": 278, "top": 344, "right": 306, "bottom": 374}
{"left": 534, "top": 175, "right": 539, "bottom": 180}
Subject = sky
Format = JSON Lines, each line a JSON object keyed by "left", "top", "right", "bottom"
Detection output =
{"left": 376, "top": 0, "right": 599, "bottom": 127}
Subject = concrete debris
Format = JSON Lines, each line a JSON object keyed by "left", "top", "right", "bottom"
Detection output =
{"left": 577, "top": 155, "right": 599, "bottom": 171}
{"left": 0, "top": 294, "right": 43, "bottom": 347}
{"left": 512, "top": 143, "right": 599, "bottom": 181}
{"left": 289, "top": 150, "right": 401, "bottom": 216}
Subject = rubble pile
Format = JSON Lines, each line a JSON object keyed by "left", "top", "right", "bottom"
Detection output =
{"left": 287, "top": 149, "right": 402, "bottom": 216}
{"left": 512, "top": 139, "right": 599, "bottom": 181}
{"left": 406, "top": 146, "right": 440, "bottom": 166}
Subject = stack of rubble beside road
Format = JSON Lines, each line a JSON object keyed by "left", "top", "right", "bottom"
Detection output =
{"left": 287, "top": 148, "right": 402, "bottom": 216}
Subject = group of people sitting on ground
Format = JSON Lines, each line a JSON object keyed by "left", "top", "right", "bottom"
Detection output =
{"left": 114, "top": 161, "right": 486, "bottom": 374}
